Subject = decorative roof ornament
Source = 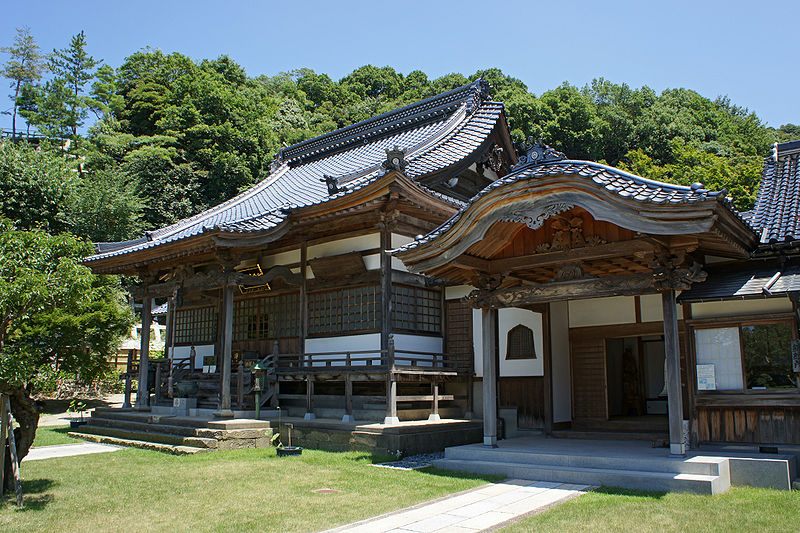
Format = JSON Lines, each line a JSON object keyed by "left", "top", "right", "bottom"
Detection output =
{"left": 512, "top": 138, "right": 567, "bottom": 171}
{"left": 382, "top": 146, "right": 407, "bottom": 173}
{"left": 320, "top": 174, "right": 342, "bottom": 195}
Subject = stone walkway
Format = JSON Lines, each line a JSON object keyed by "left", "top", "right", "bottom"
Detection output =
{"left": 23, "top": 442, "right": 121, "bottom": 462}
{"left": 324, "top": 479, "right": 591, "bottom": 533}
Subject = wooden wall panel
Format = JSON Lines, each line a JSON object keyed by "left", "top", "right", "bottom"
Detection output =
{"left": 499, "top": 376, "right": 545, "bottom": 429}
{"left": 696, "top": 406, "right": 800, "bottom": 445}
{"left": 570, "top": 337, "right": 607, "bottom": 420}
{"left": 445, "top": 300, "right": 473, "bottom": 370}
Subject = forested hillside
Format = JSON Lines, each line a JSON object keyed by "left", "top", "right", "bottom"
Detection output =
{"left": 3, "top": 29, "right": 799, "bottom": 243}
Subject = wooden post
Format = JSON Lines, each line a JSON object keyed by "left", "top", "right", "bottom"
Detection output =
{"left": 122, "top": 349, "right": 133, "bottom": 408}
{"left": 662, "top": 288, "right": 685, "bottom": 455}
{"left": 343, "top": 374, "right": 354, "bottom": 423}
{"left": 154, "top": 361, "right": 162, "bottom": 405}
{"left": 465, "top": 377, "right": 474, "bottom": 420}
{"left": 380, "top": 223, "right": 393, "bottom": 352}
{"left": 237, "top": 360, "right": 244, "bottom": 409}
{"left": 136, "top": 297, "right": 152, "bottom": 409}
{"left": 0, "top": 393, "right": 7, "bottom": 496}
{"left": 166, "top": 296, "right": 176, "bottom": 399}
{"left": 4, "top": 396, "right": 23, "bottom": 506}
{"left": 215, "top": 284, "right": 235, "bottom": 418}
{"left": 428, "top": 380, "right": 441, "bottom": 421}
{"left": 383, "top": 335, "right": 399, "bottom": 424}
{"left": 300, "top": 241, "right": 308, "bottom": 361}
{"left": 270, "top": 340, "right": 280, "bottom": 408}
{"left": 304, "top": 378, "right": 316, "bottom": 420}
{"left": 482, "top": 307, "right": 498, "bottom": 447}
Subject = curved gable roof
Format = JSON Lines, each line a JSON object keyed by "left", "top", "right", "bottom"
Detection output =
{"left": 87, "top": 81, "right": 507, "bottom": 266}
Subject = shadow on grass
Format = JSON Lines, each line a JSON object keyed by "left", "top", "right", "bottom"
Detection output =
{"left": 1, "top": 478, "right": 56, "bottom": 511}
{"left": 38, "top": 397, "right": 118, "bottom": 416}
{"left": 588, "top": 486, "right": 669, "bottom": 499}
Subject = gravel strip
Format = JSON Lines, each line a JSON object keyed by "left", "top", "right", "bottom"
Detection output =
{"left": 370, "top": 452, "right": 444, "bottom": 470}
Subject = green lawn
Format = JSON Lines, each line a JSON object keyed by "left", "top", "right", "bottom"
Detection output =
{"left": 2, "top": 447, "right": 500, "bottom": 532}
{"left": 501, "top": 486, "right": 800, "bottom": 533}
{"left": 32, "top": 425, "right": 81, "bottom": 447}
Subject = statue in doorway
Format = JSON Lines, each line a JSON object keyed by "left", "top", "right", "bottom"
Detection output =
{"left": 622, "top": 348, "right": 643, "bottom": 416}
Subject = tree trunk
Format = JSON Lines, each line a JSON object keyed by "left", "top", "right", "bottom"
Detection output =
{"left": 0, "top": 381, "right": 39, "bottom": 492}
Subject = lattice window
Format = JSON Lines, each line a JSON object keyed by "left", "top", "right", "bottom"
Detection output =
{"left": 308, "top": 285, "right": 381, "bottom": 336}
{"left": 392, "top": 285, "right": 442, "bottom": 334}
{"left": 174, "top": 306, "right": 218, "bottom": 345}
{"left": 506, "top": 324, "right": 536, "bottom": 360}
{"left": 234, "top": 292, "right": 300, "bottom": 340}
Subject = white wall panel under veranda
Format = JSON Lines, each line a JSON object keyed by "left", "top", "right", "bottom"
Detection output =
{"left": 691, "top": 298, "right": 792, "bottom": 318}
{"left": 305, "top": 334, "right": 381, "bottom": 366}
{"left": 568, "top": 296, "right": 636, "bottom": 327}
{"left": 498, "top": 308, "right": 544, "bottom": 377}
{"left": 172, "top": 344, "right": 215, "bottom": 370}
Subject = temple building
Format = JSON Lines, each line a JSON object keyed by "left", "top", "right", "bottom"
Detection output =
{"left": 82, "top": 83, "right": 800, "bottom": 473}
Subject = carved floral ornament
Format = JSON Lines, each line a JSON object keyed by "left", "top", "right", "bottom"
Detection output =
{"left": 499, "top": 203, "right": 607, "bottom": 253}
{"left": 512, "top": 138, "right": 567, "bottom": 171}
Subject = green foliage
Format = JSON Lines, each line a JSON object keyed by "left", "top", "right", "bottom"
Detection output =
{"left": 0, "top": 218, "right": 133, "bottom": 389}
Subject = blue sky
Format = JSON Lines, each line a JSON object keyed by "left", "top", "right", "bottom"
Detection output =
{"left": 2, "top": 0, "right": 798, "bottom": 130}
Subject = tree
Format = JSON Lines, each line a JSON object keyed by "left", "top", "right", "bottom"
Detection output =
{"left": 47, "top": 31, "right": 101, "bottom": 137}
{"left": 0, "top": 26, "right": 46, "bottom": 136}
{"left": 0, "top": 219, "right": 132, "bottom": 489}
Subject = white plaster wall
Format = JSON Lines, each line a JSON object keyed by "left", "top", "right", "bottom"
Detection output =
{"left": 304, "top": 333, "right": 382, "bottom": 366}
{"left": 391, "top": 233, "right": 413, "bottom": 271}
{"left": 640, "top": 294, "right": 684, "bottom": 322}
{"left": 393, "top": 334, "right": 442, "bottom": 367}
{"left": 363, "top": 254, "right": 380, "bottom": 270}
{"left": 498, "top": 308, "right": 544, "bottom": 377}
{"left": 307, "top": 234, "right": 379, "bottom": 259}
{"left": 172, "top": 344, "right": 215, "bottom": 370}
{"left": 550, "top": 301, "right": 572, "bottom": 423}
{"left": 260, "top": 249, "right": 300, "bottom": 268}
{"left": 472, "top": 308, "right": 484, "bottom": 377}
{"left": 691, "top": 298, "right": 792, "bottom": 318}
{"left": 445, "top": 285, "right": 475, "bottom": 300}
{"left": 568, "top": 296, "right": 636, "bottom": 327}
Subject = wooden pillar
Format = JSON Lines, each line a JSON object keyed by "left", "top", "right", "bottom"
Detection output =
{"left": 154, "top": 361, "right": 162, "bottom": 405}
{"left": 237, "top": 360, "right": 244, "bottom": 409}
{"left": 343, "top": 375, "right": 354, "bottom": 423}
{"left": 384, "top": 335, "right": 399, "bottom": 424}
{"left": 465, "top": 377, "right": 474, "bottom": 420}
{"left": 270, "top": 340, "right": 280, "bottom": 409}
{"left": 304, "top": 378, "right": 316, "bottom": 420}
{"left": 482, "top": 307, "right": 498, "bottom": 447}
{"left": 136, "top": 297, "right": 152, "bottom": 409}
{"left": 165, "top": 297, "right": 176, "bottom": 399}
{"left": 215, "top": 284, "right": 235, "bottom": 418}
{"left": 300, "top": 241, "right": 308, "bottom": 357}
{"left": 380, "top": 223, "right": 393, "bottom": 351}
{"left": 122, "top": 349, "right": 134, "bottom": 408}
{"left": 662, "top": 289, "right": 685, "bottom": 455}
{"left": 428, "top": 380, "right": 441, "bottom": 421}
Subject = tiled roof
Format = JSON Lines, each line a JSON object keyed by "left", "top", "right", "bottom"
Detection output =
{"left": 752, "top": 141, "right": 800, "bottom": 244}
{"left": 678, "top": 262, "right": 800, "bottom": 302}
{"left": 396, "top": 150, "right": 735, "bottom": 253}
{"left": 85, "top": 81, "right": 502, "bottom": 264}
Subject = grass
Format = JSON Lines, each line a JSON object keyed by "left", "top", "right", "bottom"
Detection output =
{"left": 2, "top": 447, "right": 500, "bottom": 532}
{"left": 32, "top": 425, "right": 81, "bottom": 447}
{"left": 500, "top": 486, "right": 800, "bottom": 533}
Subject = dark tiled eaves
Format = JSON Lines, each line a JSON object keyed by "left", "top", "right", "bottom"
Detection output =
{"left": 752, "top": 146, "right": 800, "bottom": 244}
{"left": 678, "top": 262, "right": 800, "bottom": 302}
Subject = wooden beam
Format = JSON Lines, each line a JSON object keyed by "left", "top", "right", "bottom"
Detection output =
{"left": 485, "top": 239, "right": 657, "bottom": 274}
{"left": 452, "top": 254, "right": 491, "bottom": 271}
{"left": 469, "top": 272, "right": 657, "bottom": 308}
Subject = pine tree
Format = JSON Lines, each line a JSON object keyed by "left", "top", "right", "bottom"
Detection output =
{"left": 0, "top": 27, "right": 45, "bottom": 136}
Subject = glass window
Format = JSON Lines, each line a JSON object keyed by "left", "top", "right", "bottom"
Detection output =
{"left": 234, "top": 292, "right": 300, "bottom": 340}
{"left": 392, "top": 285, "right": 442, "bottom": 334}
{"left": 308, "top": 285, "right": 381, "bottom": 336}
{"left": 694, "top": 327, "right": 743, "bottom": 390}
{"left": 741, "top": 322, "right": 795, "bottom": 389}
{"left": 174, "top": 306, "right": 218, "bottom": 345}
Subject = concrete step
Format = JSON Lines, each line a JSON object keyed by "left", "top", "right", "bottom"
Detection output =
{"left": 76, "top": 424, "right": 219, "bottom": 449}
{"left": 444, "top": 446, "right": 726, "bottom": 477}
{"left": 69, "top": 432, "right": 209, "bottom": 455}
{"left": 433, "top": 457, "right": 727, "bottom": 494}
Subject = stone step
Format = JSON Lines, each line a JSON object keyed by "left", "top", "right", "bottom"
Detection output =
{"left": 433, "top": 458, "right": 727, "bottom": 494}
{"left": 444, "top": 446, "right": 726, "bottom": 476}
{"left": 76, "top": 424, "right": 219, "bottom": 449}
{"left": 551, "top": 429, "right": 668, "bottom": 444}
{"left": 91, "top": 408, "right": 212, "bottom": 428}
{"left": 88, "top": 416, "right": 209, "bottom": 438}
{"left": 68, "top": 432, "right": 209, "bottom": 455}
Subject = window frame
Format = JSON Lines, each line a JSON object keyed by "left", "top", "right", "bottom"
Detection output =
{"left": 307, "top": 284, "right": 382, "bottom": 337}
{"left": 174, "top": 305, "right": 218, "bottom": 346}
{"left": 505, "top": 324, "right": 537, "bottom": 360}
{"left": 391, "top": 284, "right": 443, "bottom": 336}
{"left": 691, "top": 314, "right": 798, "bottom": 394}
